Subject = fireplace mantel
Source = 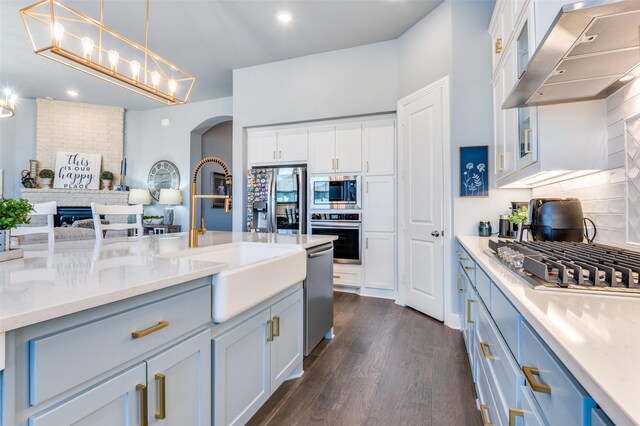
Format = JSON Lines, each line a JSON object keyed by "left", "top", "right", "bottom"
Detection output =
{"left": 21, "top": 188, "right": 129, "bottom": 206}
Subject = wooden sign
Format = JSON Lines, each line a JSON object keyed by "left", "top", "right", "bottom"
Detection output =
{"left": 54, "top": 152, "right": 101, "bottom": 189}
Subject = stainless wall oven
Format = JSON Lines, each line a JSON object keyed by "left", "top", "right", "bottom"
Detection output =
{"left": 310, "top": 176, "right": 361, "bottom": 210}
{"left": 310, "top": 213, "right": 361, "bottom": 264}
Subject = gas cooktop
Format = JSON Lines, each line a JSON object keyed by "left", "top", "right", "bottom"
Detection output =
{"left": 486, "top": 239, "right": 640, "bottom": 296}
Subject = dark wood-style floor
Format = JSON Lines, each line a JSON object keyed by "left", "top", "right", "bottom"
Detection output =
{"left": 248, "top": 292, "right": 482, "bottom": 426}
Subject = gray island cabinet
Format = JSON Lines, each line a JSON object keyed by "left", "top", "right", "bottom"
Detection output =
{"left": 0, "top": 277, "right": 305, "bottom": 426}
{"left": 1, "top": 278, "right": 212, "bottom": 426}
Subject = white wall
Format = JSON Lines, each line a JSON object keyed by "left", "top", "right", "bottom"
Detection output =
{"left": 125, "top": 96, "right": 233, "bottom": 229}
{"left": 0, "top": 99, "right": 36, "bottom": 198}
{"left": 232, "top": 40, "right": 399, "bottom": 229}
{"left": 449, "top": 0, "right": 531, "bottom": 237}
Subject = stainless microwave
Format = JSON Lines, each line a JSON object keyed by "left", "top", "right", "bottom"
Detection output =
{"left": 310, "top": 175, "right": 361, "bottom": 210}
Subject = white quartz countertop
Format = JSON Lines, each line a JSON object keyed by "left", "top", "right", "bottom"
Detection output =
{"left": 457, "top": 235, "right": 640, "bottom": 426}
{"left": 0, "top": 231, "right": 336, "bottom": 334}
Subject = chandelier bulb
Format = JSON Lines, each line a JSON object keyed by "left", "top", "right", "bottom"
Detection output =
{"left": 151, "top": 71, "right": 161, "bottom": 90}
{"left": 107, "top": 50, "right": 119, "bottom": 72}
{"left": 9, "top": 95, "right": 16, "bottom": 109}
{"left": 168, "top": 79, "right": 177, "bottom": 96}
{"left": 52, "top": 22, "right": 64, "bottom": 46}
{"left": 81, "top": 37, "right": 94, "bottom": 61}
{"left": 130, "top": 60, "right": 141, "bottom": 81}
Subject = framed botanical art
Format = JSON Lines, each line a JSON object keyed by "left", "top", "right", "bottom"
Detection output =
{"left": 460, "top": 146, "right": 489, "bottom": 197}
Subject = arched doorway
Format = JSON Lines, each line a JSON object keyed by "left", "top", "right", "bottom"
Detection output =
{"left": 190, "top": 116, "right": 233, "bottom": 231}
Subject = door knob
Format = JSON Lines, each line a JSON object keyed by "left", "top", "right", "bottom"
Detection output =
{"left": 431, "top": 231, "right": 440, "bottom": 237}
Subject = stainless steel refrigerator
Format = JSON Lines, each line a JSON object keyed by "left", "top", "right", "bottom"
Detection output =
{"left": 247, "top": 166, "right": 307, "bottom": 234}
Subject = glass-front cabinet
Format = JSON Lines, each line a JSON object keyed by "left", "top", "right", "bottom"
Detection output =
{"left": 514, "top": 12, "right": 538, "bottom": 171}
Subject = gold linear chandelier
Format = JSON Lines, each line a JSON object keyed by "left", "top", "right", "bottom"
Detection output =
{"left": 0, "top": 90, "right": 17, "bottom": 118}
{"left": 21, "top": 0, "right": 196, "bottom": 105}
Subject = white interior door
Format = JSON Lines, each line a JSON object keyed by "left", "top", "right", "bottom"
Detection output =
{"left": 398, "top": 80, "right": 446, "bottom": 321}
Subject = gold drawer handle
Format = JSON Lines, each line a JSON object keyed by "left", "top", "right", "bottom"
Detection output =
{"left": 137, "top": 383, "right": 148, "bottom": 426}
{"left": 480, "top": 342, "right": 495, "bottom": 360}
{"left": 522, "top": 366, "right": 551, "bottom": 394}
{"left": 273, "top": 315, "right": 280, "bottom": 337}
{"left": 466, "top": 299, "right": 475, "bottom": 324}
{"left": 155, "top": 373, "right": 166, "bottom": 420}
{"left": 457, "top": 273, "right": 464, "bottom": 294}
{"left": 333, "top": 274, "right": 341, "bottom": 279}
{"left": 132, "top": 320, "right": 169, "bottom": 339}
{"left": 464, "top": 266, "right": 474, "bottom": 271}
{"left": 509, "top": 408, "right": 524, "bottom": 426}
{"left": 459, "top": 257, "right": 469, "bottom": 261}
{"left": 480, "top": 403, "right": 493, "bottom": 426}
{"left": 267, "top": 319, "right": 274, "bottom": 342}
{"left": 497, "top": 152, "right": 504, "bottom": 172}
{"left": 495, "top": 37, "right": 502, "bottom": 54}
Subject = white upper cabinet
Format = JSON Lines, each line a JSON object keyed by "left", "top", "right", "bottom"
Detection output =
{"left": 308, "top": 123, "right": 362, "bottom": 174}
{"left": 277, "top": 129, "right": 308, "bottom": 164}
{"left": 363, "top": 118, "right": 395, "bottom": 175}
{"left": 335, "top": 123, "right": 362, "bottom": 173}
{"left": 248, "top": 129, "right": 308, "bottom": 166}
{"left": 248, "top": 130, "right": 278, "bottom": 166}
{"left": 490, "top": 0, "right": 607, "bottom": 188}
{"left": 308, "top": 126, "right": 336, "bottom": 174}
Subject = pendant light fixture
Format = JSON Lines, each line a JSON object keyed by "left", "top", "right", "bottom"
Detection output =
{"left": 0, "top": 90, "right": 17, "bottom": 118}
{"left": 20, "top": 0, "right": 196, "bottom": 106}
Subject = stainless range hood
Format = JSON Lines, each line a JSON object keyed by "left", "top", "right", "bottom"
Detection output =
{"left": 503, "top": 0, "right": 640, "bottom": 109}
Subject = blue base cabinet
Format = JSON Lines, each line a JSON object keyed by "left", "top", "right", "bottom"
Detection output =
{"left": 213, "top": 288, "right": 303, "bottom": 426}
{"left": 3, "top": 279, "right": 212, "bottom": 426}
{"left": 456, "top": 239, "right": 614, "bottom": 426}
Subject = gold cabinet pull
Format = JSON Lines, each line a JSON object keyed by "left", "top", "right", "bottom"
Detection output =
{"left": 366, "top": 182, "right": 369, "bottom": 193}
{"left": 497, "top": 152, "right": 504, "bottom": 172}
{"left": 279, "top": 150, "right": 282, "bottom": 159}
{"left": 459, "top": 257, "right": 469, "bottom": 261}
{"left": 466, "top": 299, "right": 475, "bottom": 324}
{"left": 132, "top": 320, "right": 169, "bottom": 339}
{"left": 495, "top": 37, "right": 502, "bottom": 54}
{"left": 480, "top": 403, "right": 493, "bottom": 426}
{"left": 273, "top": 315, "right": 280, "bottom": 337}
{"left": 331, "top": 158, "right": 335, "bottom": 170}
{"left": 366, "top": 160, "right": 369, "bottom": 172}
{"left": 524, "top": 128, "right": 532, "bottom": 153}
{"left": 267, "top": 319, "right": 274, "bottom": 342}
{"left": 457, "top": 273, "right": 464, "bottom": 294}
{"left": 464, "top": 266, "right": 474, "bottom": 272}
{"left": 155, "top": 373, "right": 166, "bottom": 420}
{"left": 137, "top": 383, "right": 148, "bottom": 426}
{"left": 522, "top": 366, "right": 551, "bottom": 394}
{"left": 480, "top": 342, "right": 495, "bottom": 360}
{"left": 333, "top": 274, "right": 341, "bottom": 279}
{"left": 366, "top": 237, "right": 369, "bottom": 249}
{"left": 273, "top": 150, "right": 276, "bottom": 160}
{"left": 509, "top": 408, "right": 524, "bottom": 426}
{"left": 456, "top": 251, "right": 464, "bottom": 255}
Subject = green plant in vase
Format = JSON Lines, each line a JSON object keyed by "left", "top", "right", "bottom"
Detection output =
{"left": 508, "top": 206, "right": 528, "bottom": 240}
{"left": 0, "top": 198, "right": 34, "bottom": 253}
{"left": 100, "top": 170, "right": 114, "bottom": 190}
{"left": 38, "top": 169, "right": 55, "bottom": 189}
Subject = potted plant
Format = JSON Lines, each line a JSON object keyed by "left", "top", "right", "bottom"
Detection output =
{"left": 508, "top": 206, "right": 529, "bottom": 240}
{"left": 38, "top": 169, "right": 55, "bottom": 189}
{"left": 0, "top": 198, "right": 34, "bottom": 255}
{"left": 100, "top": 170, "right": 114, "bottom": 190}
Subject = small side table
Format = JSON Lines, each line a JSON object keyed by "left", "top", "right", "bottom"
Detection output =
{"left": 143, "top": 224, "right": 181, "bottom": 235}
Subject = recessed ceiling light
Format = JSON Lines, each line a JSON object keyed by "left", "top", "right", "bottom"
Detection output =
{"left": 66, "top": 90, "right": 78, "bottom": 97}
{"left": 620, "top": 75, "right": 635, "bottom": 83}
{"left": 276, "top": 10, "right": 293, "bottom": 23}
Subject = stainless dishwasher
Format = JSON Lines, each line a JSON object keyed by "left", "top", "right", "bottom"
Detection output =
{"left": 304, "top": 242, "right": 335, "bottom": 356}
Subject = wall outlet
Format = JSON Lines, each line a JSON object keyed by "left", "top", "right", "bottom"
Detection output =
{"left": 161, "top": 118, "right": 170, "bottom": 127}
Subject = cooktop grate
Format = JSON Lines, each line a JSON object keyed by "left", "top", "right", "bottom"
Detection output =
{"left": 485, "top": 239, "right": 640, "bottom": 295}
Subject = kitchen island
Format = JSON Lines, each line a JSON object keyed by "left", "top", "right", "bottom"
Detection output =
{"left": 0, "top": 231, "right": 336, "bottom": 426}
{"left": 458, "top": 235, "right": 639, "bottom": 426}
